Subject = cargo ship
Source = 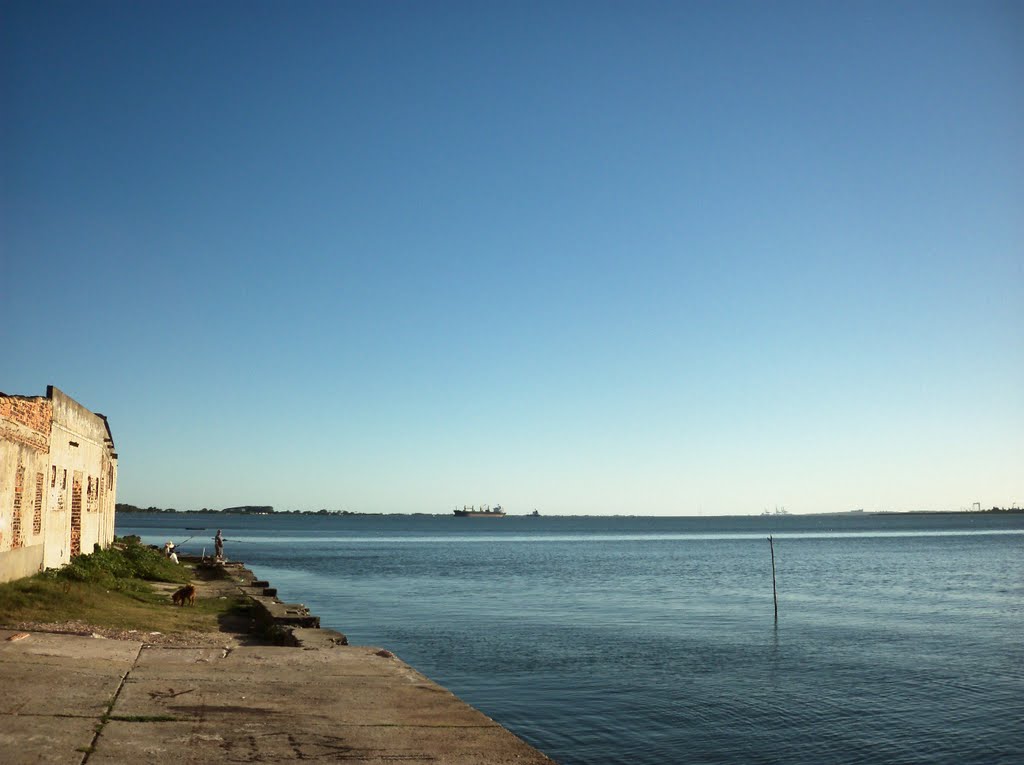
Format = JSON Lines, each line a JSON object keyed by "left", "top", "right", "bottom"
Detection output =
{"left": 453, "top": 504, "right": 506, "bottom": 518}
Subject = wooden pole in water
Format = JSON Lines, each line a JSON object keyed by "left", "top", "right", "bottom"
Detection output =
{"left": 768, "top": 535, "right": 778, "bottom": 622}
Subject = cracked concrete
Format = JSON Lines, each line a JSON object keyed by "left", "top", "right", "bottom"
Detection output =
{"left": 0, "top": 630, "right": 556, "bottom": 764}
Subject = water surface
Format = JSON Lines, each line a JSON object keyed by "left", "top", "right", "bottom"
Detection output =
{"left": 119, "top": 513, "right": 1024, "bottom": 765}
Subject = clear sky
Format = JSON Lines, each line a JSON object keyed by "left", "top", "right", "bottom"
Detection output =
{"left": 2, "top": 1, "right": 1021, "bottom": 515}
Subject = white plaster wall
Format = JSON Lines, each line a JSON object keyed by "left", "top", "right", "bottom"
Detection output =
{"left": 0, "top": 544, "right": 44, "bottom": 581}
{"left": 50, "top": 388, "right": 116, "bottom": 555}
{"left": 49, "top": 415, "right": 109, "bottom": 554}
{"left": 43, "top": 460, "right": 72, "bottom": 569}
{"left": 101, "top": 459, "right": 118, "bottom": 544}
{"left": 0, "top": 434, "right": 50, "bottom": 580}
{"left": 3, "top": 388, "right": 117, "bottom": 581}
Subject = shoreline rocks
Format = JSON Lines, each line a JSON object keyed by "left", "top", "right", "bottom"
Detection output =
{"left": 200, "top": 558, "right": 349, "bottom": 647}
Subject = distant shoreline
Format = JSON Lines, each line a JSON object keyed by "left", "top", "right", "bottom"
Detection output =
{"left": 115, "top": 504, "right": 1023, "bottom": 518}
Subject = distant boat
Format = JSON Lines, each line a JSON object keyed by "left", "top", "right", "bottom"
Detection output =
{"left": 453, "top": 504, "right": 506, "bottom": 518}
{"left": 530, "top": 509, "right": 540, "bottom": 517}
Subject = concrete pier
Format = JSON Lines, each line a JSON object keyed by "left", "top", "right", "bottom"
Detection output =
{"left": 0, "top": 562, "right": 556, "bottom": 764}
{"left": 1, "top": 628, "right": 555, "bottom": 764}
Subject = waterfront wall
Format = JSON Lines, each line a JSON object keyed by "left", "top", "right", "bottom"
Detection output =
{"left": 0, "top": 386, "right": 117, "bottom": 582}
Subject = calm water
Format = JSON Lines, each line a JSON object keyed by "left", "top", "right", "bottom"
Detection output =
{"left": 118, "top": 513, "right": 1024, "bottom": 765}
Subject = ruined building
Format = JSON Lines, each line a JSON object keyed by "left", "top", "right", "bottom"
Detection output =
{"left": 0, "top": 386, "right": 117, "bottom": 582}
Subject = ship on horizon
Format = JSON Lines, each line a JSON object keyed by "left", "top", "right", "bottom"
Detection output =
{"left": 453, "top": 504, "right": 506, "bottom": 518}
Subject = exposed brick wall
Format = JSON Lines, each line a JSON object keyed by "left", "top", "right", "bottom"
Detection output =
{"left": 33, "top": 472, "right": 44, "bottom": 535}
{"left": 0, "top": 396, "right": 53, "bottom": 431}
{"left": 3, "top": 389, "right": 118, "bottom": 576}
{"left": 56, "top": 467, "right": 67, "bottom": 511}
{"left": 0, "top": 395, "right": 52, "bottom": 453}
{"left": 70, "top": 472, "right": 82, "bottom": 556}
{"left": 86, "top": 475, "right": 99, "bottom": 513}
{"left": 12, "top": 465, "right": 25, "bottom": 548}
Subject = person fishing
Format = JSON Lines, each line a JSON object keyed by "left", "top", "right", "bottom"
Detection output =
{"left": 163, "top": 540, "right": 179, "bottom": 565}
{"left": 214, "top": 529, "right": 224, "bottom": 561}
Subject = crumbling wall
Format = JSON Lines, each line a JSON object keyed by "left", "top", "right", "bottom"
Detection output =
{"left": 46, "top": 387, "right": 117, "bottom": 566}
{"left": 0, "top": 395, "right": 53, "bottom": 581}
{"left": 1, "top": 387, "right": 118, "bottom": 582}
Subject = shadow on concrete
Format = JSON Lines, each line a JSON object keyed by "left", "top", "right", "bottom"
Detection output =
{"left": 186, "top": 560, "right": 274, "bottom": 646}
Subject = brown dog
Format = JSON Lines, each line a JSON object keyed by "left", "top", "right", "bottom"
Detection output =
{"left": 171, "top": 584, "right": 196, "bottom": 606}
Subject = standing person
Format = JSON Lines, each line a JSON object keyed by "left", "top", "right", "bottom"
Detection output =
{"left": 214, "top": 529, "right": 224, "bottom": 561}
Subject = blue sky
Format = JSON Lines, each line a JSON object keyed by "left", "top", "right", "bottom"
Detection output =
{"left": 2, "top": 1, "right": 1021, "bottom": 514}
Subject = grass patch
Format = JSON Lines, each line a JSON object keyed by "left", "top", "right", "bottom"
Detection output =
{"left": 50, "top": 536, "right": 189, "bottom": 587}
{"left": 0, "top": 537, "right": 250, "bottom": 634}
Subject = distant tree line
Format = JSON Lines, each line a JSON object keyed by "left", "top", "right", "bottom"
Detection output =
{"left": 113, "top": 504, "right": 414, "bottom": 516}
{"left": 114, "top": 504, "right": 379, "bottom": 515}
{"left": 116, "top": 504, "right": 178, "bottom": 513}
{"left": 115, "top": 504, "right": 275, "bottom": 514}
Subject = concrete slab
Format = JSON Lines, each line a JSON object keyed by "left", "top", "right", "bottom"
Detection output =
{"left": 289, "top": 626, "right": 347, "bottom": 647}
{"left": 0, "top": 714, "right": 96, "bottom": 765}
{"left": 113, "top": 673, "right": 496, "bottom": 727}
{"left": 0, "top": 650, "right": 138, "bottom": 678}
{"left": 0, "top": 628, "right": 142, "bottom": 664}
{"left": 92, "top": 719, "right": 554, "bottom": 764}
{"left": 129, "top": 646, "right": 230, "bottom": 668}
{"left": 3, "top": 632, "right": 557, "bottom": 765}
{"left": 0, "top": 630, "right": 142, "bottom": 716}
{"left": 0, "top": 662, "right": 126, "bottom": 716}
{"left": 129, "top": 645, "right": 407, "bottom": 680}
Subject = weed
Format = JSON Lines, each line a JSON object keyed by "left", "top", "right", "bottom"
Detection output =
{"left": 0, "top": 537, "right": 243, "bottom": 633}
{"left": 39, "top": 537, "right": 189, "bottom": 588}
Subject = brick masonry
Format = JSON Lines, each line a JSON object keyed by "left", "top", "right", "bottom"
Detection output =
{"left": 0, "top": 397, "right": 53, "bottom": 433}
{"left": 0, "top": 397, "right": 52, "bottom": 453}
{"left": 12, "top": 465, "right": 25, "bottom": 548}
{"left": 71, "top": 472, "right": 82, "bottom": 557}
{"left": 2, "top": 387, "right": 118, "bottom": 580}
{"left": 33, "top": 472, "right": 43, "bottom": 536}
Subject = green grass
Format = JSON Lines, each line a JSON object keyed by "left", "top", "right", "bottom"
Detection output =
{"left": 0, "top": 537, "right": 250, "bottom": 634}
{"left": 47, "top": 537, "right": 190, "bottom": 588}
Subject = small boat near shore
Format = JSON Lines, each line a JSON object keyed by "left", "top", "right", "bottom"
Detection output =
{"left": 453, "top": 504, "right": 506, "bottom": 518}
